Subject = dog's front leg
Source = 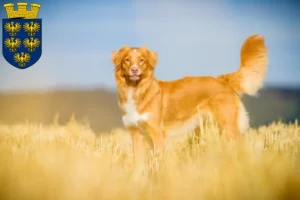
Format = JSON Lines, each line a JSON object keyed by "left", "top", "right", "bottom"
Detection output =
{"left": 128, "top": 126, "right": 148, "bottom": 175}
{"left": 139, "top": 121, "right": 165, "bottom": 151}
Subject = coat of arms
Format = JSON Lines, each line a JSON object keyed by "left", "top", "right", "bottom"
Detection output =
{"left": 2, "top": 2, "right": 42, "bottom": 69}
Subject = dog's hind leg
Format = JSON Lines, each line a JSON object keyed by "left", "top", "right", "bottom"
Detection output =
{"left": 208, "top": 94, "right": 241, "bottom": 139}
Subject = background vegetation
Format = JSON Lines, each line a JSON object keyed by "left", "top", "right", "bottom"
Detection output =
{"left": 0, "top": 87, "right": 299, "bottom": 133}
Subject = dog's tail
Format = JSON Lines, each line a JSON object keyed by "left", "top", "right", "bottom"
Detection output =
{"left": 217, "top": 34, "right": 268, "bottom": 96}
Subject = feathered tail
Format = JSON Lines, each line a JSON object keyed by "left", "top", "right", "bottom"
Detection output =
{"left": 217, "top": 34, "right": 268, "bottom": 96}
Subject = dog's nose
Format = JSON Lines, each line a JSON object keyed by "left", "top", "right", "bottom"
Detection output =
{"left": 131, "top": 67, "right": 139, "bottom": 74}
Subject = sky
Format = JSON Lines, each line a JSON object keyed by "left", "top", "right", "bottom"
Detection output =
{"left": 0, "top": 0, "right": 300, "bottom": 92}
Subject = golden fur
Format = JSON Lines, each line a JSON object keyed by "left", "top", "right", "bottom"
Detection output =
{"left": 111, "top": 35, "right": 268, "bottom": 167}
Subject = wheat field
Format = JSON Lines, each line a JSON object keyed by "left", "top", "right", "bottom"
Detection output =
{"left": 0, "top": 116, "right": 300, "bottom": 200}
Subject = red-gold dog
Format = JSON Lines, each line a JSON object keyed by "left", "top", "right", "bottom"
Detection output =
{"left": 111, "top": 34, "right": 268, "bottom": 167}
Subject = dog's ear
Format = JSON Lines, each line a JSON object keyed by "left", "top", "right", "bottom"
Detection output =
{"left": 148, "top": 50, "right": 158, "bottom": 69}
{"left": 141, "top": 46, "right": 158, "bottom": 68}
{"left": 111, "top": 46, "right": 128, "bottom": 68}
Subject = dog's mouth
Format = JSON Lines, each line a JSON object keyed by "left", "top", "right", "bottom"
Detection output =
{"left": 129, "top": 75, "right": 141, "bottom": 81}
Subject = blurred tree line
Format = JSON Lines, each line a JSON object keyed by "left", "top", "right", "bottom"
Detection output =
{"left": 0, "top": 87, "right": 299, "bottom": 134}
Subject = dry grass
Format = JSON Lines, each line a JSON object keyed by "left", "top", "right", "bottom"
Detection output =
{"left": 0, "top": 117, "right": 300, "bottom": 200}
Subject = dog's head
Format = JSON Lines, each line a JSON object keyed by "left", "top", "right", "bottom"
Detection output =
{"left": 111, "top": 46, "right": 158, "bottom": 82}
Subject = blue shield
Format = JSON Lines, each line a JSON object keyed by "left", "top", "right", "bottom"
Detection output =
{"left": 2, "top": 18, "right": 42, "bottom": 69}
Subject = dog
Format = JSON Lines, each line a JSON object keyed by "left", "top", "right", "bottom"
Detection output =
{"left": 111, "top": 34, "right": 268, "bottom": 167}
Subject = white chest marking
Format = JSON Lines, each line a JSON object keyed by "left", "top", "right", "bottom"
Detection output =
{"left": 122, "top": 87, "right": 149, "bottom": 127}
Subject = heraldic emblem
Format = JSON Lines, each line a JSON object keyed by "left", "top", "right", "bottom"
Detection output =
{"left": 2, "top": 2, "right": 42, "bottom": 69}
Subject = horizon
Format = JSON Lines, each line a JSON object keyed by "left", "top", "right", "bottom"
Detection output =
{"left": 0, "top": 82, "right": 299, "bottom": 94}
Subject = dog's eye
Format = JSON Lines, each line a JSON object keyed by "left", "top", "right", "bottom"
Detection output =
{"left": 125, "top": 58, "right": 130, "bottom": 62}
{"left": 140, "top": 58, "right": 144, "bottom": 62}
